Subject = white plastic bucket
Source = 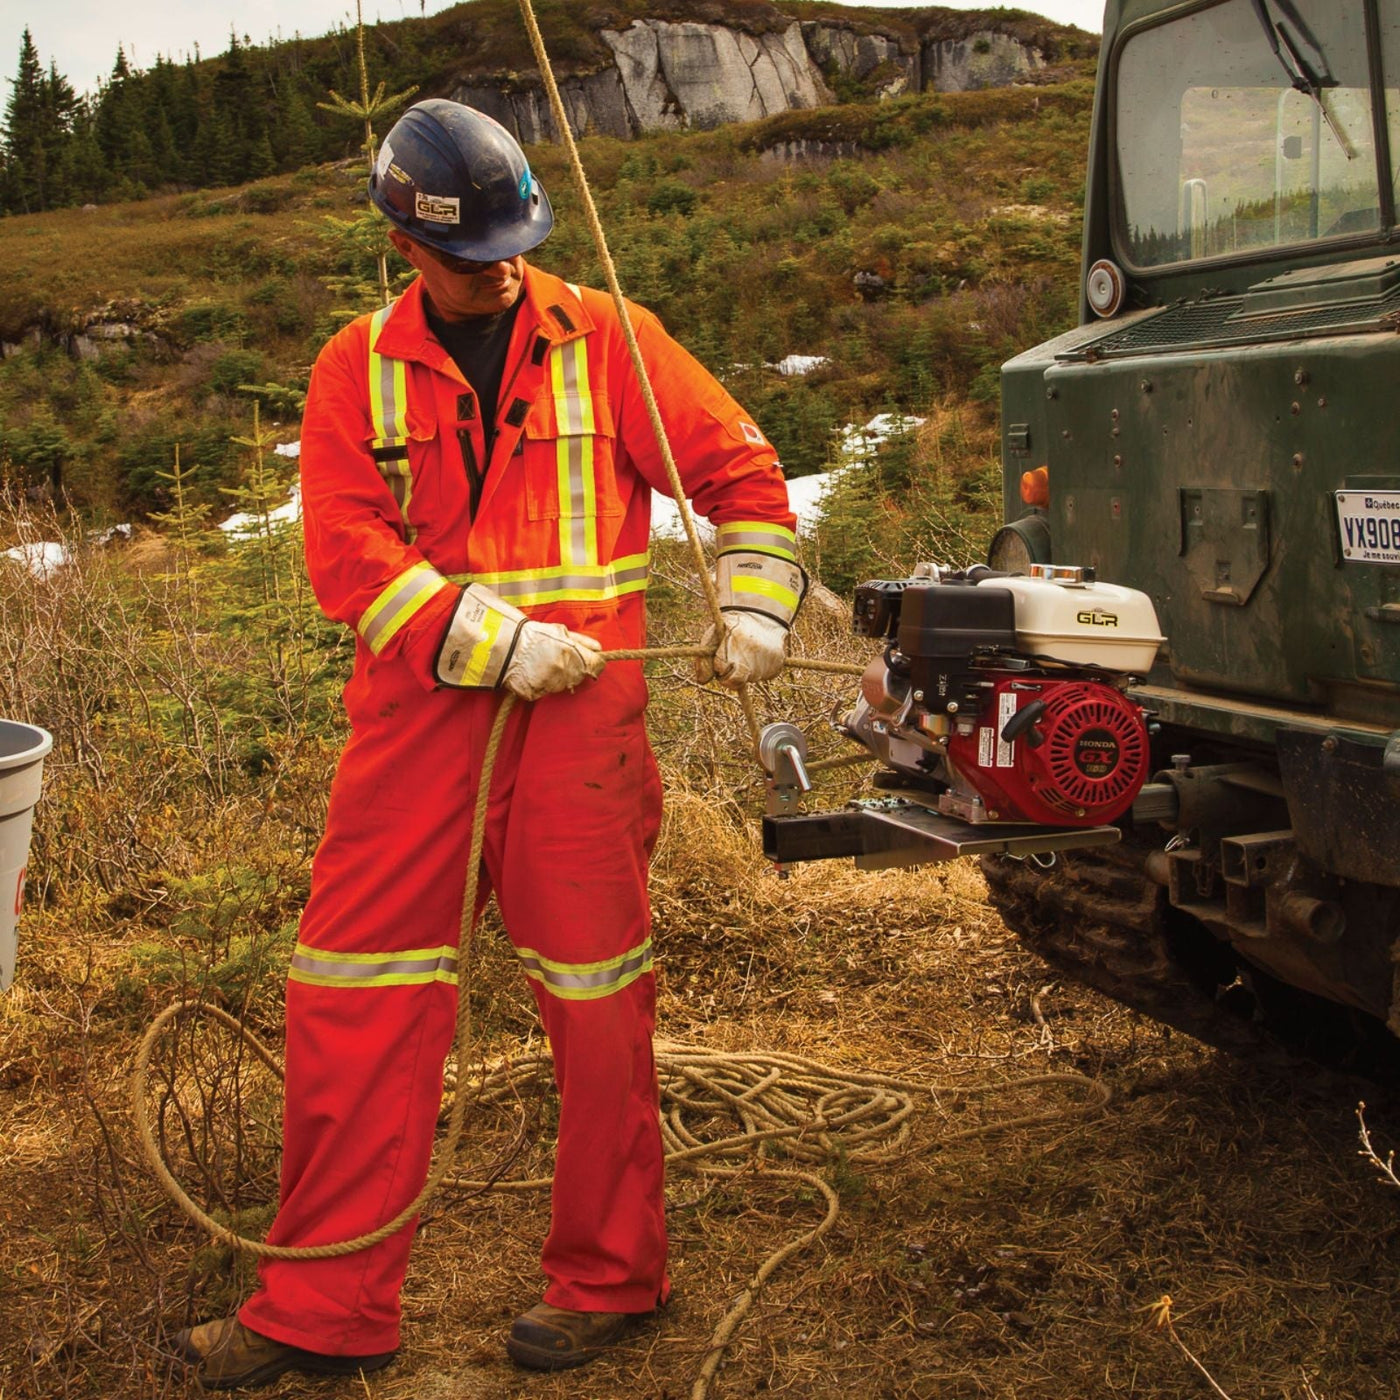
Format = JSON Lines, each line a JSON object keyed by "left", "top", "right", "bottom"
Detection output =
{"left": 0, "top": 721, "right": 53, "bottom": 992}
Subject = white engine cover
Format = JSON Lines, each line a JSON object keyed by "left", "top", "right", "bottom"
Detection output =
{"left": 980, "top": 569, "right": 1164, "bottom": 673}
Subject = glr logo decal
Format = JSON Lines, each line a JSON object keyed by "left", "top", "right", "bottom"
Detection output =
{"left": 415, "top": 192, "right": 461, "bottom": 224}
{"left": 1076, "top": 609, "right": 1119, "bottom": 627}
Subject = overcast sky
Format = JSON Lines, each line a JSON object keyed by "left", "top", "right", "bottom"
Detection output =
{"left": 5, "top": 0, "right": 1104, "bottom": 100}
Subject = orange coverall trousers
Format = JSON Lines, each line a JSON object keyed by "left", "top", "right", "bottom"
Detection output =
{"left": 238, "top": 657, "right": 666, "bottom": 1355}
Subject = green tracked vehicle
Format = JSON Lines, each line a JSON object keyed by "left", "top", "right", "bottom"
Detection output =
{"left": 982, "top": 0, "right": 1400, "bottom": 1063}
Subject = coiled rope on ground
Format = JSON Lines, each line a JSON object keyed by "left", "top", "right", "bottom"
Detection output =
{"left": 129, "top": 3, "right": 1111, "bottom": 1394}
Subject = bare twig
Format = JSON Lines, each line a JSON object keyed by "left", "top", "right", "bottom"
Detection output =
{"left": 1356, "top": 1102, "right": 1400, "bottom": 1189}
{"left": 1146, "top": 1295, "right": 1234, "bottom": 1400}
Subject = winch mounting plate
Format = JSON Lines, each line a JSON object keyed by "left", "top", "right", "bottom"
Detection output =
{"left": 762, "top": 802, "right": 1120, "bottom": 871}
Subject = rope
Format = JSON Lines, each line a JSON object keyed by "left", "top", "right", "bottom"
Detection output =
{"left": 514, "top": 0, "right": 765, "bottom": 754}
{"left": 131, "top": 639, "right": 1107, "bottom": 1391}
{"left": 136, "top": 1002, "right": 1108, "bottom": 1400}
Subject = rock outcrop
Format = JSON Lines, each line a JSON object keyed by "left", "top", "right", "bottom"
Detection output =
{"left": 448, "top": 13, "right": 1066, "bottom": 145}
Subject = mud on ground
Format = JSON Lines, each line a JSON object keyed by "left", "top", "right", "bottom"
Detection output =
{"left": 4, "top": 815, "right": 1400, "bottom": 1400}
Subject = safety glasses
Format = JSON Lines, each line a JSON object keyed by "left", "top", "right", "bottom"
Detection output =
{"left": 424, "top": 247, "right": 507, "bottom": 275}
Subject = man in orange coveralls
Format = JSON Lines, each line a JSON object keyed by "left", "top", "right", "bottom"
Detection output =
{"left": 174, "top": 99, "right": 804, "bottom": 1389}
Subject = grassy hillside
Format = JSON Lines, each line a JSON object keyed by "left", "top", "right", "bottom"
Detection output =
{"left": 0, "top": 78, "right": 1091, "bottom": 523}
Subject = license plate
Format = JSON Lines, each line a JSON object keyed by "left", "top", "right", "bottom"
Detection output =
{"left": 1336, "top": 491, "right": 1400, "bottom": 564}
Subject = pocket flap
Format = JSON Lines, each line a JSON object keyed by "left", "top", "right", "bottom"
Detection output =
{"left": 522, "top": 390, "right": 616, "bottom": 441}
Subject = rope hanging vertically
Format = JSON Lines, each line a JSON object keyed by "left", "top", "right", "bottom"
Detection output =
{"left": 512, "top": 0, "right": 765, "bottom": 753}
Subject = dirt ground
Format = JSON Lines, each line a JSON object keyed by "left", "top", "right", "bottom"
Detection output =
{"left": 5, "top": 833, "right": 1400, "bottom": 1400}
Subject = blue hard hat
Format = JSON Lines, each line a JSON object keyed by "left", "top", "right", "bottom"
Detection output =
{"left": 369, "top": 99, "right": 554, "bottom": 261}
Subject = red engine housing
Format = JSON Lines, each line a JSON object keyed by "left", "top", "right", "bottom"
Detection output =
{"left": 945, "top": 676, "right": 1150, "bottom": 826}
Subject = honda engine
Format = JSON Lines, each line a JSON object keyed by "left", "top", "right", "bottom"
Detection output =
{"left": 842, "top": 563, "right": 1164, "bottom": 827}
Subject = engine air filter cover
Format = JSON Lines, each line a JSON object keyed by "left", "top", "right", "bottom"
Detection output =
{"left": 946, "top": 677, "right": 1150, "bottom": 826}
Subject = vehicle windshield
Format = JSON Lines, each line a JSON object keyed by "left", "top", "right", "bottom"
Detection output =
{"left": 1116, "top": 0, "right": 1389, "bottom": 268}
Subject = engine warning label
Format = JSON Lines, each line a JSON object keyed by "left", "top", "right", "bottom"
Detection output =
{"left": 996, "top": 692, "right": 1018, "bottom": 767}
{"left": 1073, "top": 727, "right": 1120, "bottom": 779}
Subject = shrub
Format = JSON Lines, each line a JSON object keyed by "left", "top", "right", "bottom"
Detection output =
{"left": 210, "top": 350, "right": 271, "bottom": 398}
{"left": 178, "top": 301, "right": 248, "bottom": 345}
{"left": 646, "top": 181, "right": 698, "bottom": 217}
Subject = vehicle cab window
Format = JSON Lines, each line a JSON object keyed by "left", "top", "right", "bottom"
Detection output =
{"left": 1115, "top": 0, "right": 1383, "bottom": 269}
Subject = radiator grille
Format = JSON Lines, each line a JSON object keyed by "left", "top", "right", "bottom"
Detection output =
{"left": 1060, "top": 288, "right": 1400, "bottom": 361}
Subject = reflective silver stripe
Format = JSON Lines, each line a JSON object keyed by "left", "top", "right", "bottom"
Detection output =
{"left": 551, "top": 339, "right": 598, "bottom": 568}
{"left": 559, "top": 431, "right": 591, "bottom": 565}
{"left": 515, "top": 939, "right": 653, "bottom": 1001}
{"left": 442, "top": 555, "right": 651, "bottom": 607}
{"left": 359, "top": 561, "right": 450, "bottom": 654}
{"left": 368, "top": 302, "right": 415, "bottom": 540}
{"left": 490, "top": 558, "right": 649, "bottom": 602}
{"left": 288, "top": 944, "right": 459, "bottom": 988}
{"left": 716, "top": 523, "right": 797, "bottom": 560}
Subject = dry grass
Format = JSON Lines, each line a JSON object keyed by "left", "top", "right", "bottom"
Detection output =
{"left": 4, "top": 525, "right": 1400, "bottom": 1400}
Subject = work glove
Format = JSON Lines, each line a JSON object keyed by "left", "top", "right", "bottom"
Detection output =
{"left": 435, "top": 582, "right": 604, "bottom": 699}
{"left": 694, "top": 530, "right": 808, "bottom": 690}
{"left": 502, "top": 620, "right": 605, "bottom": 701}
{"left": 696, "top": 612, "right": 790, "bottom": 687}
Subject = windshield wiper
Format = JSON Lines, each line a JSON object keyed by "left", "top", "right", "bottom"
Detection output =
{"left": 1249, "top": 0, "right": 1356, "bottom": 158}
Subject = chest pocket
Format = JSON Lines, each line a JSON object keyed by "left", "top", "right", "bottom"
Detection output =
{"left": 522, "top": 338, "right": 621, "bottom": 569}
{"left": 366, "top": 302, "right": 436, "bottom": 543}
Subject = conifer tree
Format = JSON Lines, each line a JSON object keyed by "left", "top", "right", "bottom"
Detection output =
{"left": 151, "top": 445, "right": 212, "bottom": 566}
{"left": 273, "top": 83, "right": 319, "bottom": 169}
{"left": 41, "top": 62, "right": 79, "bottom": 204}
{"left": 318, "top": 1, "right": 417, "bottom": 306}
{"left": 3, "top": 29, "right": 77, "bottom": 212}
{"left": 59, "top": 102, "right": 108, "bottom": 203}
{"left": 2, "top": 29, "right": 46, "bottom": 211}
{"left": 95, "top": 47, "right": 158, "bottom": 194}
{"left": 212, "top": 31, "right": 257, "bottom": 183}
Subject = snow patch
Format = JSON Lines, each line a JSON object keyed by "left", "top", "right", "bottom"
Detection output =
{"left": 769, "top": 354, "right": 829, "bottom": 377}
{"left": 220, "top": 484, "right": 303, "bottom": 539}
{"left": 2, "top": 541, "right": 71, "bottom": 579}
{"left": 837, "top": 412, "right": 925, "bottom": 465}
{"left": 650, "top": 414, "right": 923, "bottom": 541}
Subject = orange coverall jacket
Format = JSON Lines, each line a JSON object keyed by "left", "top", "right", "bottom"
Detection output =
{"left": 300, "top": 266, "right": 796, "bottom": 676}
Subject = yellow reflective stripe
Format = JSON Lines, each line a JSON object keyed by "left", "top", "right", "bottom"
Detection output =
{"left": 556, "top": 437, "right": 576, "bottom": 565}
{"left": 731, "top": 575, "right": 800, "bottom": 611}
{"left": 716, "top": 521, "right": 797, "bottom": 560}
{"left": 580, "top": 435, "right": 597, "bottom": 560}
{"left": 367, "top": 303, "right": 410, "bottom": 449}
{"left": 459, "top": 605, "right": 507, "bottom": 687}
{"left": 444, "top": 553, "right": 650, "bottom": 606}
{"left": 515, "top": 938, "right": 653, "bottom": 1001}
{"left": 368, "top": 301, "right": 415, "bottom": 540}
{"left": 288, "top": 942, "right": 459, "bottom": 989}
{"left": 359, "top": 561, "right": 449, "bottom": 654}
{"left": 549, "top": 344, "right": 573, "bottom": 433}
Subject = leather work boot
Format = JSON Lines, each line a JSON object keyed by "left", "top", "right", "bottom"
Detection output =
{"left": 506, "top": 1301, "right": 650, "bottom": 1371}
{"left": 171, "top": 1315, "right": 397, "bottom": 1391}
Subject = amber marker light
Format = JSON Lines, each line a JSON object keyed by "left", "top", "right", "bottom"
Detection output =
{"left": 1020, "top": 465, "right": 1050, "bottom": 508}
